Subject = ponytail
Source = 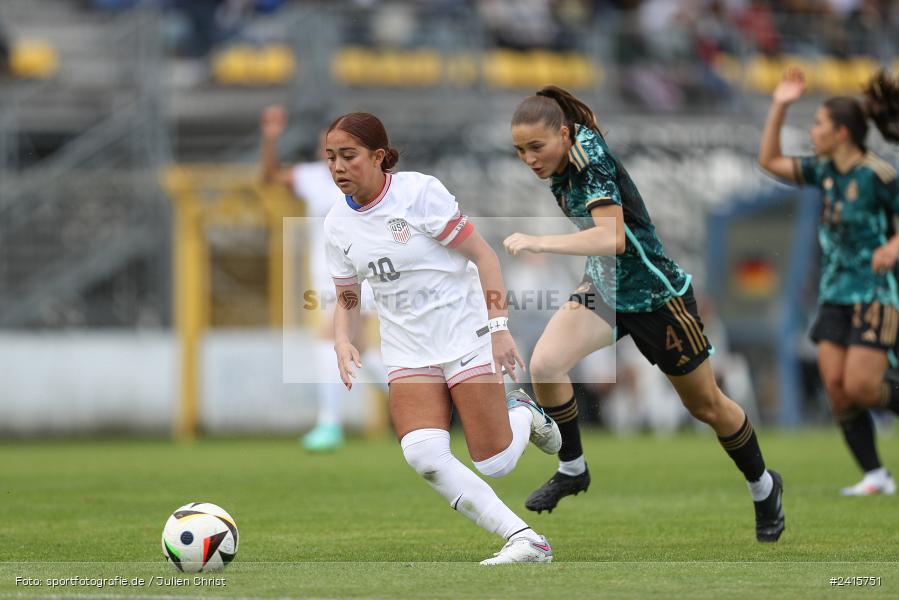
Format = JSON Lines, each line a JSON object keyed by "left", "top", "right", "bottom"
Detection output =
{"left": 512, "top": 85, "right": 603, "bottom": 140}
{"left": 863, "top": 69, "right": 899, "bottom": 145}
{"left": 823, "top": 70, "right": 899, "bottom": 152}
{"left": 381, "top": 147, "right": 400, "bottom": 171}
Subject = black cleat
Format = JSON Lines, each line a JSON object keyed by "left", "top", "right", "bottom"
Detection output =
{"left": 525, "top": 467, "right": 591, "bottom": 513}
{"left": 754, "top": 469, "right": 785, "bottom": 542}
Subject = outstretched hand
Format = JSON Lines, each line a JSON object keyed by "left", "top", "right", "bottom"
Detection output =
{"left": 492, "top": 330, "right": 526, "bottom": 383}
{"left": 503, "top": 233, "right": 543, "bottom": 256}
{"left": 773, "top": 68, "right": 806, "bottom": 105}
{"left": 261, "top": 104, "right": 287, "bottom": 140}
{"left": 872, "top": 243, "right": 899, "bottom": 275}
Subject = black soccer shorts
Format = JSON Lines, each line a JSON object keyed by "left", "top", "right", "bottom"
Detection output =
{"left": 569, "top": 280, "right": 712, "bottom": 376}
{"left": 810, "top": 301, "right": 899, "bottom": 351}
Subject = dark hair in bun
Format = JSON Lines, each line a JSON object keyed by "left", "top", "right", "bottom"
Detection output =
{"left": 327, "top": 112, "right": 399, "bottom": 172}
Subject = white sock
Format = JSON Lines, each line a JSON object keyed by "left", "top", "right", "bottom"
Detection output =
{"left": 472, "top": 407, "right": 532, "bottom": 478}
{"left": 315, "top": 340, "right": 342, "bottom": 427}
{"left": 558, "top": 455, "right": 586, "bottom": 476}
{"left": 748, "top": 470, "right": 773, "bottom": 502}
{"left": 401, "top": 428, "right": 528, "bottom": 539}
{"left": 864, "top": 467, "right": 888, "bottom": 481}
{"left": 508, "top": 527, "right": 542, "bottom": 543}
{"left": 315, "top": 384, "right": 343, "bottom": 427}
{"left": 509, "top": 405, "right": 533, "bottom": 445}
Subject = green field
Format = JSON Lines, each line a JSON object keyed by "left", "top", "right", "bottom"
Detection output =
{"left": 2, "top": 429, "right": 898, "bottom": 599}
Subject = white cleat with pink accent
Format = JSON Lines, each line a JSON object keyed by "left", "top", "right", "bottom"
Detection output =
{"left": 480, "top": 535, "right": 553, "bottom": 565}
{"left": 840, "top": 471, "right": 896, "bottom": 496}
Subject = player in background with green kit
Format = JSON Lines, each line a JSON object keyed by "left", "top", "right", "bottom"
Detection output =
{"left": 758, "top": 68, "right": 899, "bottom": 496}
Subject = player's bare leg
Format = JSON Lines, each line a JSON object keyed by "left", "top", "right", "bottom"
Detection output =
{"left": 392, "top": 378, "right": 551, "bottom": 564}
{"left": 530, "top": 301, "right": 614, "bottom": 408}
{"left": 451, "top": 375, "right": 560, "bottom": 465}
{"left": 837, "top": 345, "right": 895, "bottom": 495}
{"left": 525, "top": 301, "right": 613, "bottom": 512}
{"left": 390, "top": 378, "right": 452, "bottom": 438}
{"left": 668, "top": 361, "right": 784, "bottom": 542}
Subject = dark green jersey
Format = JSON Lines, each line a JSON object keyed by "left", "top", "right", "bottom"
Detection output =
{"left": 794, "top": 153, "right": 899, "bottom": 307}
{"left": 549, "top": 125, "right": 690, "bottom": 313}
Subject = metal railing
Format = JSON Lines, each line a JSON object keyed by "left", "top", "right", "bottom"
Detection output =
{"left": 0, "top": 8, "right": 170, "bottom": 328}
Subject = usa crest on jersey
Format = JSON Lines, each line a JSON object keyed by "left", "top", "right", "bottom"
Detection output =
{"left": 388, "top": 218, "right": 411, "bottom": 244}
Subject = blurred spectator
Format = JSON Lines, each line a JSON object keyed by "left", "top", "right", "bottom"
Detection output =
{"left": 615, "top": 0, "right": 738, "bottom": 111}
{"left": 89, "top": 0, "right": 899, "bottom": 66}
{"left": 552, "top": 0, "right": 596, "bottom": 49}
{"left": 695, "top": 1, "right": 742, "bottom": 62}
{"left": 73, "top": 0, "right": 899, "bottom": 105}
{"left": 693, "top": 1, "right": 741, "bottom": 103}
{"left": 478, "top": 0, "right": 562, "bottom": 49}
{"left": 90, "top": 0, "right": 141, "bottom": 10}
{"left": 162, "top": 0, "right": 288, "bottom": 85}
{"left": 844, "top": 0, "right": 896, "bottom": 58}
{"left": 611, "top": 3, "right": 681, "bottom": 111}
{"left": 156, "top": 0, "right": 286, "bottom": 60}
{"left": 371, "top": 3, "right": 417, "bottom": 46}
{"left": 734, "top": 0, "right": 780, "bottom": 55}
{"left": 825, "top": 0, "right": 862, "bottom": 16}
{"left": 0, "top": 23, "right": 9, "bottom": 76}
{"left": 253, "top": 0, "right": 287, "bottom": 13}
{"left": 169, "top": 0, "right": 228, "bottom": 59}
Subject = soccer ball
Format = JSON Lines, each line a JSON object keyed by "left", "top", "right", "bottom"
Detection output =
{"left": 161, "top": 502, "right": 239, "bottom": 573}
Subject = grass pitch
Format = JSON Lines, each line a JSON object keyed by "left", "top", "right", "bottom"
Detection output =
{"left": 1, "top": 429, "right": 898, "bottom": 599}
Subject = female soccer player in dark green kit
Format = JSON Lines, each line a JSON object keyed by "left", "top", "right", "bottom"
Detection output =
{"left": 759, "top": 68, "right": 899, "bottom": 496}
{"left": 505, "top": 85, "right": 784, "bottom": 542}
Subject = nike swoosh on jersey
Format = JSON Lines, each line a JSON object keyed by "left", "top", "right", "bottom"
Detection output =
{"left": 459, "top": 353, "right": 478, "bottom": 366}
{"left": 343, "top": 244, "right": 352, "bottom": 255}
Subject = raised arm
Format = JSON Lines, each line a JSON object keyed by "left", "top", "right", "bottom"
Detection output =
{"left": 758, "top": 68, "right": 807, "bottom": 182}
{"left": 259, "top": 105, "right": 296, "bottom": 187}
{"left": 503, "top": 203, "right": 625, "bottom": 257}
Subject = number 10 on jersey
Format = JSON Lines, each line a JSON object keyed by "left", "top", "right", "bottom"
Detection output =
{"left": 369, "top": 257, "right": 400, "bottom": 282}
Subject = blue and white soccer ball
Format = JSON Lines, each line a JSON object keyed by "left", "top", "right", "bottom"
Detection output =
{"left": 161, "top": 502, "right": 239, "bottom": 573}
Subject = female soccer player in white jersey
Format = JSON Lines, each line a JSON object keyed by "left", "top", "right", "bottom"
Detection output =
{"left": 260, "top": 104, "right": 382, "bottom": 453}
{"left": 322, "top": 112, "right": 561, "bottom": 565}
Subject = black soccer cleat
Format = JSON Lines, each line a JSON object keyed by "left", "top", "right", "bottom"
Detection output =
{"left": 754, "top": 469, "right": 785, "bottom": 543}
{"left": 525, "top": 466, "right": 591, "bottom": 514}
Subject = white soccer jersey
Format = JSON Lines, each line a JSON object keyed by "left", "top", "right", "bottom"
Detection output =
{"left": 323, "top": 171, "right": 487, "bottom": 368}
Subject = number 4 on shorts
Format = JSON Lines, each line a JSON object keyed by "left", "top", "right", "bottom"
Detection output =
{"left": 665, "top": 325, "right": 684, "bottom": 353}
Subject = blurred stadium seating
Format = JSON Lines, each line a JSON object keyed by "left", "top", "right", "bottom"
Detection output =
{"left": 1, "top": 0, "right": 898, "bottom": 436}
